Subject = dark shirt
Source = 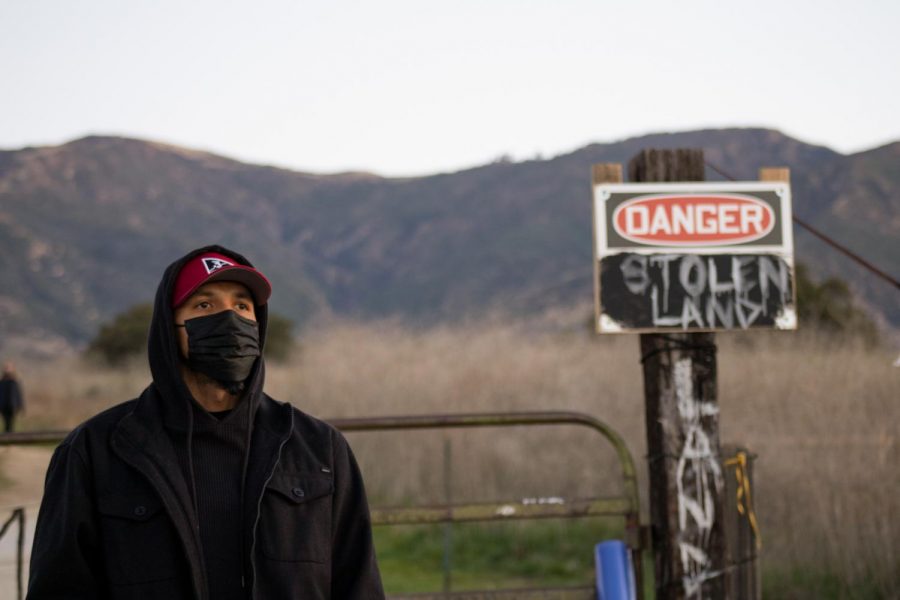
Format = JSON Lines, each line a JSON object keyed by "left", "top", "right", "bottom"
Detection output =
{"left": 194, "top": 404, "right": 249, "bottom": 600}
{"left": 171, "top": 400, "right": 251, "bottom": 600}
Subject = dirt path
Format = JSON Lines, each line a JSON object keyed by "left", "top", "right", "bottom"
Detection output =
{"left": 0, "top": 446, "right": 54, "bottom": 599}
{"left": 0, "top": 446, "right": 53, "bottom": 510}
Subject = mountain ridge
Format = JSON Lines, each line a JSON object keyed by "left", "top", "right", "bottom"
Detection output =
{"left": 1, "top": 128, "right": 897, "bottom": 356}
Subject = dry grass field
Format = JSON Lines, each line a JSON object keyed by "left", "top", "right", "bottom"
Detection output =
{"left": 13, "top": 318, "right": 900, "bottom": 597}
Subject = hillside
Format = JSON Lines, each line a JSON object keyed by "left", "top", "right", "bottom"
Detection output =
{"left": 0, "top": 129, "right": 897, "bottom": 355}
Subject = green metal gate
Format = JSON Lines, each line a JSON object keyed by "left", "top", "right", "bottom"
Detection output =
{"left": 331, "top": 411, "right": 644, "bottom": 599}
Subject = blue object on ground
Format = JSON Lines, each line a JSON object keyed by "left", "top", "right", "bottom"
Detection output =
{"left": 594, "top": 540, "right": 636, "bottom": 600}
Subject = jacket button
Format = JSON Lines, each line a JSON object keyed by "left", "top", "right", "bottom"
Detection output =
{"left": 291, "top": 487, "right": 305, "bottom": 498}
{"left": 134, "top": 505, "right": 147, "bottom": 517}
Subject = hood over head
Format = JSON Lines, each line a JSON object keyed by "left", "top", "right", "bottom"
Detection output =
{"left": 147, "top": 244, "right": 269, "bottom": 428}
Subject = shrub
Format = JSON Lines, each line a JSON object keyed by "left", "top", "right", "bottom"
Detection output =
{"left": 264, "top": 312, "right": 296, "bottom": 362}
{"left": 795, "top": 263, "right": 879, "bottom": 344}
{"left": 86, "top": 303, "right": 154, "bottom": 365}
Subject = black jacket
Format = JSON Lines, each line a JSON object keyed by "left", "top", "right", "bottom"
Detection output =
{"left": 0, "top": 375, "right": 22, "bottom": 413}
{"left": 28, "top": 246, "right": 385, "bottom": 599}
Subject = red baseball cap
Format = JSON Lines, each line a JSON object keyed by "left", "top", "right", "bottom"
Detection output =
{"left": 172, "top": 252, "right": 272, "bottom": 307}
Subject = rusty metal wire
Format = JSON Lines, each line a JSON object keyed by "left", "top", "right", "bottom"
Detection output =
{"left": 705, "top": 161, "right": 900, "bottom": 291}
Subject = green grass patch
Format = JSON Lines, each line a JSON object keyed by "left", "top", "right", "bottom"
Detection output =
{"left": 762, "top": 566, "right": 894, "bottom": 600}
{"left": 374, "top": 517, "right": 624, "bottom": 594}
{"left": 377, "top": 521, "right": 897, "bottom": 599}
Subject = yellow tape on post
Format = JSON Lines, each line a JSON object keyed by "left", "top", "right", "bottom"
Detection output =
{"left": 724, "top": 451, "right": 762, "bottom": 550}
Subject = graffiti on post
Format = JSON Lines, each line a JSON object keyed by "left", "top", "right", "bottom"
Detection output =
{"left": 673, "top": 358, "right": 723, "bottom": 598}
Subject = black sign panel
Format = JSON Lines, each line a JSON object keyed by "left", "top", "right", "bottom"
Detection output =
{"left": 598, "top": 252, "right": 795, "bottom": 331}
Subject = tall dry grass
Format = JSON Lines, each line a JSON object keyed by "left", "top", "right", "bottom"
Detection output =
{"left": 17, "top": 319, "right": 900, "bottom": 592}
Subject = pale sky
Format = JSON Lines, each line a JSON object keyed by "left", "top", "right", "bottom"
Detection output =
{"left": 2, "top": 0, "right": 898, "bottom": 176}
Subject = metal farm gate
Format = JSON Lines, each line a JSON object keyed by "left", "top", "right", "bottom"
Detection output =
{"left": 334, "top": 411, "right": 646, "bottom": 599}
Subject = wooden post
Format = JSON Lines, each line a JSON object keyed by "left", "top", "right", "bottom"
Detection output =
{"left": 630, "top": 149, "right": 727, "bottom": 599}
{"left": 759, "top": 168, "right": 798, "bottom": 339}
{"left": 592, "top": 164, "right": 624, "bottom": 332}
{"left": 758, "top": 167, "right": 790, "bottom": 183}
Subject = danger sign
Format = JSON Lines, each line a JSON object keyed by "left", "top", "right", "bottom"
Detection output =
{"left": 593, "top": 182, "right": 795, "bottom": 333}
{"left": 612, "top": 194, "right": 774, "bottom": 246}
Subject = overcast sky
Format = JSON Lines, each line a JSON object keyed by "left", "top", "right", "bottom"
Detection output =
{"left": 2, "top": 0, "right": 898, "bottom": 176}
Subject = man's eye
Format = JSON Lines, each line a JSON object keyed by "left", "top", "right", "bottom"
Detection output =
{"left": 196, "top": 301, "right": 212, "bottom": 309}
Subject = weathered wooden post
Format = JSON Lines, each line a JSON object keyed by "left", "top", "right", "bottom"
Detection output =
{"left": 592, "top": 151, "right": 795, "bottom": 599}
{"left": 630, "top": 149, "right": 725, "bottom": 599}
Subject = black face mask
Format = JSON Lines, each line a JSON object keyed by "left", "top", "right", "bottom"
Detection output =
{"left": 177, "top": 310, "right": 261, "bottom": 384}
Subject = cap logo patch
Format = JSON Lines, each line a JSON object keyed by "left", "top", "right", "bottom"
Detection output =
{"left": 202, "top": 257, "right": 234, "bottom": 274}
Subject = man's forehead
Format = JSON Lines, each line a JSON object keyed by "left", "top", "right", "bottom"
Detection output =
{"left": 190, "top": 281, "right": 253, "bottom": 299}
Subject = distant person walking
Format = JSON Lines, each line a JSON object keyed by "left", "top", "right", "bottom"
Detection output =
{"left": 0, "top": 362, "right": 24, "bottom": 432}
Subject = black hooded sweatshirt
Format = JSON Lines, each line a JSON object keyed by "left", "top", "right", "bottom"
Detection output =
{"left": 150, "top": 245, "right": 269, "bottom": 599}
{"left": 28, "top": 245, "right": 385, "bottom": 600}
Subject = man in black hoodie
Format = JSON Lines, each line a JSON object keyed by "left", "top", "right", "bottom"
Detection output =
{"left": 28, "top": 245, "right": 385, "bottom": 600}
